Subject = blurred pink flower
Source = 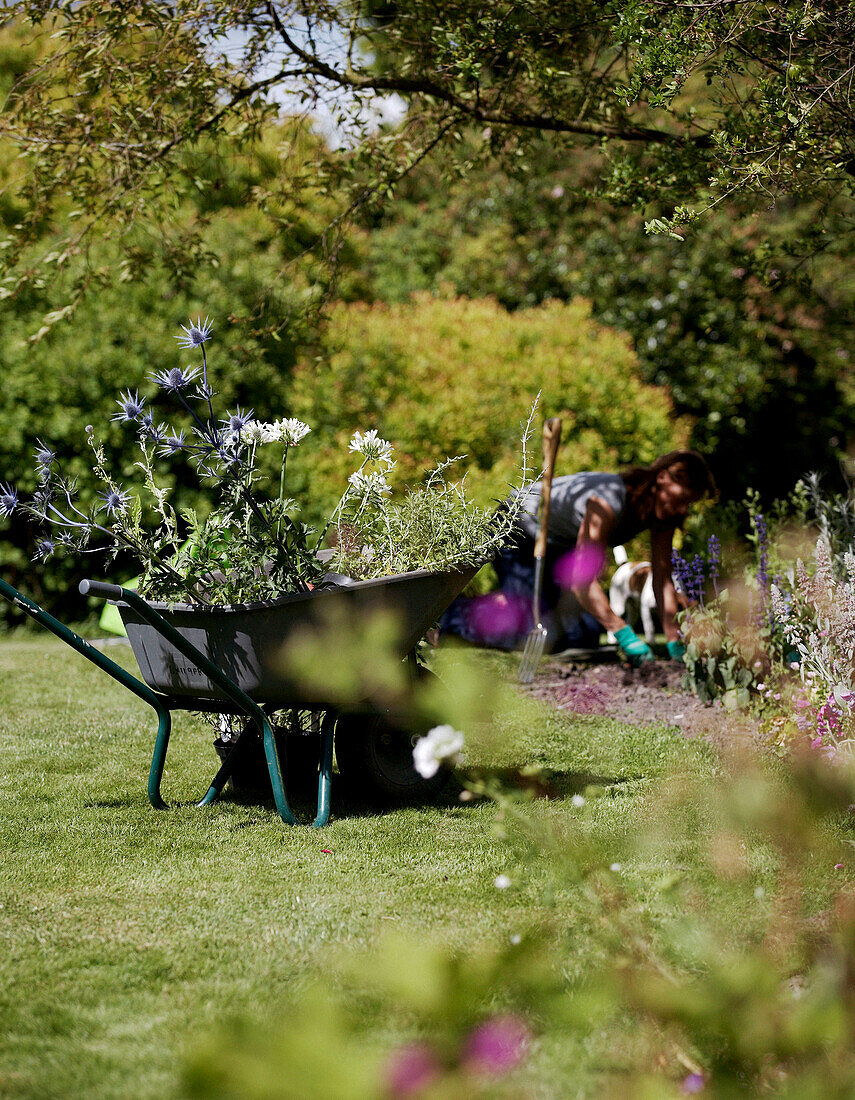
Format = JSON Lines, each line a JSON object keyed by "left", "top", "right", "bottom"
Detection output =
{"left": 554, "top": 543, "right": 606, "bottom": 589}
{"left": 469, "top": 593, "right": 528, "bottom": 643}
{"left": 462, "top": 1015, "right": 530, "bottom": 1076}
{"left": 386, "top": 1043, "right": 440, "bottom": 1097}
{"left": 681, "top": 1073, "right": 705, "bottom": 1094}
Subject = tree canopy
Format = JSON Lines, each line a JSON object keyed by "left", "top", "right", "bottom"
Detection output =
{"left": 2, "top": 0, "right": 855, "bottom": 307}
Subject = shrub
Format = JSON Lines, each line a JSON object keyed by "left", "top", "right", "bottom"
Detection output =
{"left": 285, "top": 294, "right": 689, "bottom": 529}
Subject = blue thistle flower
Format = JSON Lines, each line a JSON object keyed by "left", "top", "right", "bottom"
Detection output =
{"left": 31, "top": 486, "right": 54, "bottom": 513}
{"left": 34, "top": 537, "right": 55, "bottom": 562}
{"left": 98, "top": 488, "right": 130, "bottom": 517}
{"left": 33, "top": 438, "right": 56, "bottom": 469}
{"left": 0, "top": 482, "right": 18, "bottom": 517}
{"left": 157, "top": 429, "right": 187, "bottom": 458}
{"left": 137, "top": 414, "right": 167, "bottom": 445}
{"left": 112, "top": 389, "right": 146, "bottom": 423}
{"left": 220, "top": 407, "right": 255, "bottom": 437}
{"left": 175, "top": 316, "right": 213, "bottom": 349}
{"left": 149, "top": 365, "right": 202, "bottom": 392}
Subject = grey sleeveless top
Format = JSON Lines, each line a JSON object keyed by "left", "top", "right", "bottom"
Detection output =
{"left": 510, "top": 472, "right": 640, "bottom": 551}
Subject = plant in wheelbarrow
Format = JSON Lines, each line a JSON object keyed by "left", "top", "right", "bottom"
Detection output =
{"left": 4, "top": 315, "right": 533, "bottom": 820}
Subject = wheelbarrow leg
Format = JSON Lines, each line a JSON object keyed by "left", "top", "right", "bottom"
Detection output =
{"left": 195, "top": 731, "right": 250, "bottom": 808}
{"left": 261, "top": 713, "right": 298, "bottom": 825}
{"left": 147, "top": 706, "right": 173, "bottom": 810}
{"left": 311, "top": 710, "right": 337, "bottom": 829}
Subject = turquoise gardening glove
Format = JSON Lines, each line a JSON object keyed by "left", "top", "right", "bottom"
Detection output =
{"left": 666, "top": 639, "right": 686, "bottom": 661}
{"left": 615, "top": 625, "right": 654, "bottom": 668}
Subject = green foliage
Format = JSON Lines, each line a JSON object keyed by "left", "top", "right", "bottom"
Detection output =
{"left": 681, "top": 591, "right": 760, "bottom": 709}
{"left": 357, "top": 148, "right": 854, "bottom": 502}
{"left": 285, "top": 294, "right": 688, "bottom": 530}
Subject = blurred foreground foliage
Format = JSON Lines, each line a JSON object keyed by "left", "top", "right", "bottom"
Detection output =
{"left": 180, "top": 623, "right": 855, "bottom": 1096}
{"left": 181, "top": 645, "right": 855, "bottom": 1098}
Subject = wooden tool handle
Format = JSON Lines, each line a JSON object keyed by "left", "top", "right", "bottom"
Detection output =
{"left": 534, "top": 417, "right": 562, "bottom": 560}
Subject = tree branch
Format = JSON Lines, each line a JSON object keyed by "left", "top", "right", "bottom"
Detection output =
{"left": 264, "top": 1, "right": 708, "bottom": 147}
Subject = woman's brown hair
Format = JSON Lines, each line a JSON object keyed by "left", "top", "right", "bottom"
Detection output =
{"left": 621, "top": 450, "right": 716, "bottom": 530}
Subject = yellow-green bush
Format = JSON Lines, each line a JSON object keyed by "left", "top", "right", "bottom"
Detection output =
{"left": 285, "top": 294, "right": 689, "bottom": 524}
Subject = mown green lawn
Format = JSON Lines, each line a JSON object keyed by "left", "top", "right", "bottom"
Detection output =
{"left": 0, "top": 636, "right": 844, "bottom": 1099}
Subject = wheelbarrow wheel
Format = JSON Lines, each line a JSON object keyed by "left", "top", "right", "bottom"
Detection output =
{"left": 334, "top": 711, "right": 453, "bottom": 805}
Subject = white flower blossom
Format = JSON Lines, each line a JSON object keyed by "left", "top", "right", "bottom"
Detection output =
{"left": 348, "top": 470, "right": 392, "bottom": 497}
{"left": 571, "top": 794, "right": 586, "bottom": 808}
{"left": 494, "top": 874, "right": 512, "bottom": 890}
{"left": 274, "top": 418, "right": 311, "bottom": 446}
{"left": 239, "top": 421, "right": 269, "bottom": 444}
{"left": 349, "top": 428, "right": 395, "bottom": 468}
{"left": 412, "top": 724, "right": 465, "bottom": 778}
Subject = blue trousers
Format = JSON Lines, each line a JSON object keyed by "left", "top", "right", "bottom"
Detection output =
{"left": 439, "top": 543, "right": 601, "bottom": 651}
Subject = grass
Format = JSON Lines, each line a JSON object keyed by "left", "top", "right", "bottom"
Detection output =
{"left": 0, "top": 635, "right": 845, "bottom": 1098}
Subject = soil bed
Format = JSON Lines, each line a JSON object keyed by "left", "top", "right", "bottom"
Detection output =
{"left": 521, "top": 646, "right": 760, "bottom": 747}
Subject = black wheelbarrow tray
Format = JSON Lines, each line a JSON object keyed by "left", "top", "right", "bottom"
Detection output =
{"left": 0, "top": 566, "right": 477, "bottom": 827}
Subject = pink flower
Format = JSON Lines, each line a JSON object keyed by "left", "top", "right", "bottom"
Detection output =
{"left": 386, "top": 1043, "right": 441, "bottom": 1097}
{"left": 462, "top": 1015, "right": 530, "bottom": 1076}
{"left": 554, "top": 543, "right": 606, "bottom": 589}
{"left": 811, "top": 736, "right": 823, "bottom": 750}
{"left": 835, "top": 863, "right": 844, "bottom": 871}
{"left": 681, "top": 1073, "right": 705, "bottom": 1094}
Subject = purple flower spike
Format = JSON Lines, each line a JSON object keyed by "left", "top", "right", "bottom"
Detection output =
{"left": 462, "top": 1015, "right": 530, "bottom": 1076}
{"left": 754, "top": 512, "right": 769, "bottom": 593}
{"left": 385, "top": 1043, "right": 440, "bottom": 1098}
{"left": 691, "top": 554, "right": 705, "bottom": 606}
{"left": 707, "top": 534, "right": 720, "bottom": 595}
{"left": 554, "top": 543, "right": 606, "bottom": 589}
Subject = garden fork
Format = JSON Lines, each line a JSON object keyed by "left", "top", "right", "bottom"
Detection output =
{"left": 518, "top": 416, "right": 562, "bottom": 683}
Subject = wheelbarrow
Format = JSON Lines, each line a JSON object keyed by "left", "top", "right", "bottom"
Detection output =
{"left": 0, "top": 565, "right": 477, "bottom": 827}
